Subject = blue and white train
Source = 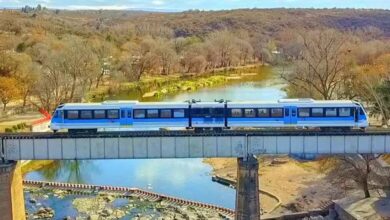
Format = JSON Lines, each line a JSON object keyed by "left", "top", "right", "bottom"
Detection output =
{"left": 50, "top": 99, "right": 369, "bottom": 133}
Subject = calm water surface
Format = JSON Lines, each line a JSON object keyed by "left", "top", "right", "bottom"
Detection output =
{"left": 25, "top": 67, "right": 287, "bottom": 209}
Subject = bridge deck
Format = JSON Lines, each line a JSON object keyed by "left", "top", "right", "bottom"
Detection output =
{"left": 1, "top": 130, "right": 390, "bottom": 160}
{"left": 2, "top": 129, "right": 390, "bottom": 138}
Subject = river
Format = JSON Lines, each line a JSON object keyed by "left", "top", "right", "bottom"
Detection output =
{"left": 24, "top": 66, "right": 287, "bottom": 212}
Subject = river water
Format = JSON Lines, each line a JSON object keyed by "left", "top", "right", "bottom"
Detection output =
{"left": 25, "top": 66, "right": 287, "bottom": 210}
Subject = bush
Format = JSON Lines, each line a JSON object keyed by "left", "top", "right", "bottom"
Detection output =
{"left": 5, "top": 128, "right": 13, "bottom": 133}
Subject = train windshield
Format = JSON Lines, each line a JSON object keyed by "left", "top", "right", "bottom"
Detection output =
{"left": 53, "top": 110, "right": 63, "bottom": 119}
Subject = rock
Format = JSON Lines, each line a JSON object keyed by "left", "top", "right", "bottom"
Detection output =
{"left": 63, "top": 216, "right": 73, "bottom": 220}
{"left": 113, "top": 209, "right": 126, "bottom": 218}
{"left": 29, "top": 198, "right": 37, "bottom": 204}
{"left": 100, "top": 208, "right": 113, "bottom": 217}
{"left": 37, "top": 207, "right": 46, "bottom": 214}
{"left": 103, "top": 195, "right": 114, "bottom": 202}
{"left": 34, "top": 206, "right": 55, "bottom": 219}
{"left": 88, "top": 214, "right": 99, "bottom": 220}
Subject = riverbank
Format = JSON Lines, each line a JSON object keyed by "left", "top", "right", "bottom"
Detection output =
{"left": 87, "top": 64, "right": 271, "bottom": 102}
{"left": 204, "top": 156, "right": 344, "bottom": 215}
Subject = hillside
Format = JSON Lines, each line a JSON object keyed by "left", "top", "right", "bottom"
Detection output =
{"left": 1, "top": 8, "right": 390, "bottom": 39}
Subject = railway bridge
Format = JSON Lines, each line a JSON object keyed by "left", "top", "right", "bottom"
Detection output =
{"left": 1, "top": 129, "right": 390, "bottom": 220}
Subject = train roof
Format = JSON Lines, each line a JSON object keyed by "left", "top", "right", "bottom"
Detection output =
{"left": 228, "top": 100, "right": 359, "bottom": 107}
{"left": 58, "top": 100, "right": 138, "bottom": 110}
{"left": 56, "top": 99, "right": 361, "bottom": 110}
{"left": 133, "top": 102, "right": 188, "bottom": 109}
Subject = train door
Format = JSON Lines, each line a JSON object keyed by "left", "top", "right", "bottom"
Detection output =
{"left": 120, "top": 108, "right": 133, "bottom": 126}
{"left": 354, "top": 107, "right": 359, "bottom": 122}
{"left": 287, "top": 106, "right": 298, "bottom": 124}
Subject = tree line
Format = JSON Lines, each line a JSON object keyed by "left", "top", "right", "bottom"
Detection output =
{"left": 282, "top": 28, "right": 390, "bottom": 126}
{"left": 0, "top": 10, "right": 281, "bottom": 112}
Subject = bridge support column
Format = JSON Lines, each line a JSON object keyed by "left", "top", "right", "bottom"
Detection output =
{"left": 0, "top": 161, "right": 25, "bottom": 220}
{"left": 235, "top": 155, "right": 260, "bottom": 220}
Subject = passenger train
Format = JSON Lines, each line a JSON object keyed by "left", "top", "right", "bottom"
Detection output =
{"left": 49, "top": 99, "right": 369, "bottom": 133}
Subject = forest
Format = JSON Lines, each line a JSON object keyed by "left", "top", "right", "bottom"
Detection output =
{"left": 0, "top": 6, "right": 389, "bottom": 125}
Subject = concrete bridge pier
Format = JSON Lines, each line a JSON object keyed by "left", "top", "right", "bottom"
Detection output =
{"left": 0, "top": 161, "right": 25, "bottom": 220}
{"left": 235, "top": 155, "right": 260, "bottom": 220}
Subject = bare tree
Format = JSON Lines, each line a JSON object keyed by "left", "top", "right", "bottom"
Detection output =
{"left": 355, "top": 54, "right": 390, "bottom": 126}
{"left": 322, "top": 154, "right": 382, "bottom": 198}
{"left": 206, "top": 30, "right": 239, "bottom": 68}
{"left": 235, "top": 38, "right": 254, "bottom": 65}
{"left": 283, "top": 29, "right": 350, "bottom": 100}
{"left": 88, "top": 39, "right": 117, "bottom": 88}
{"left": 119, "top": 40, "right": 155, "bottom": 81}
{"left": 152, "top": 39, "right": 177, "bottom": 75}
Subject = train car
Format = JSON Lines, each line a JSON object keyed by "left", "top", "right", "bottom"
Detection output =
{"left": 226, "top": 99, "right": 368, "bottom": 129}
{"left": 132, "top": 102, "right": 189, "bottom": 128}
{"left": 50, "top": 101, "right": 138, "bottom": 133}
{"left": 49, "top": 99, "right": 369, "bottom": 133}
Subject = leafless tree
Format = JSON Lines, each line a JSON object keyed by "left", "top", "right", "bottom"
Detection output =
{"left": 89, "top": 39, "right": 117, "bottom": 88}
{"left": 322, "top": 154, "right": 383, "bottom": 198}
{"left": 206, "top": 30, "right": 239, "bottom": 68}
{"left": 283, "top": 29, "right": 350, "bottom": 100}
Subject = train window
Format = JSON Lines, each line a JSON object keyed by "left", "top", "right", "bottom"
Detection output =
{"left": 359, "top": 107, "right": 365, "bottom": 116}
{"left": 339, "top": 107, "right": 351, "bottom": 117}
{"left": 173, "top": 109, "right": 185, "bottom": 118}
{"left": 292, "top": 109, "right": 296, "bottom": 117}
{"left": 325, "top": 108, "right": 337, "bottom": 117}
{"left": 285, "top": 108, "right": 289, "bottom": 116}
{"left": 147, "top": 109, "right": 159, "bottom": 118}
{"left": 258, "top": 108, "right": 269, "bottom": 117}
{"left": 128, "top": 110, "right": 132, "bottom": 118}
{"left": 160, "top": 109, "right": 172, "bottom": 118}
{"left": 298, "top": 108, "right": 310, "bottom": 117}
{"left": 311, "top": 108, "right": 323, "bottom": 117}
{"left": 94, "top": 110, "right": 106, "bottom": 119}
{"left": 230, "top": 109, "right": 242, "bottom": 117}
{"left": 191, "top": 108, "right": 201, "bottom": 117}
{"left": 66, "top": 110, "right": 79, "bottom": 119}
{"left": 271, "top": 108, "right": 283, "bottom": 117}
{"left": 54, "top": 110, "right": 63, "bottom": 118}
{"left": 134, "top": 109, "right": 145, "bottom": 118}
{"left": 212, "top": 108, "right": 225, "bottom": 117}
{"left": 244, "top": 109, "right": 256, "bottom": 118}
{"left": 80, "top": 110, "right": 93, "bottom": 119}
{"left": 107, "top": 110, "right": 119, "bottom": 119}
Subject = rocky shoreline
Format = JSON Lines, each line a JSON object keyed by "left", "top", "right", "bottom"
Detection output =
{"left": 25, "top": 185, "right": 233, "bottom": 220}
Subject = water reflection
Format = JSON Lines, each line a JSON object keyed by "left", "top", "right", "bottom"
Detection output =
{"left": 33, "top": 160, "right": 96, "bottom": 183}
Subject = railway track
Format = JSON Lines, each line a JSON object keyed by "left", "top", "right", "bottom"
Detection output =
{"left": 2, "top": 128, "right": 390, "bottom": 139}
